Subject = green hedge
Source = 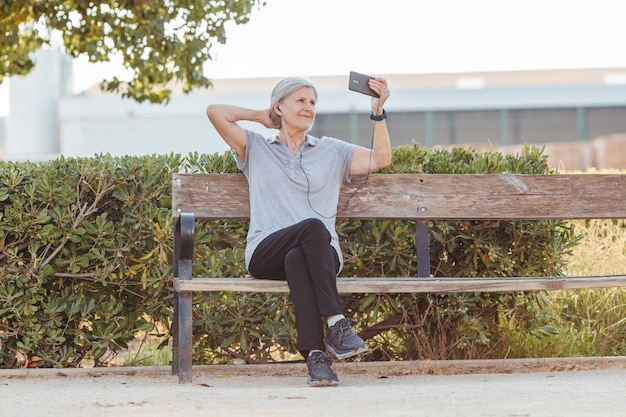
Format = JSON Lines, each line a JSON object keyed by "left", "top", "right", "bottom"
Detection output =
{"left": 0, "top": 144, "right": 578, "bottom": 367}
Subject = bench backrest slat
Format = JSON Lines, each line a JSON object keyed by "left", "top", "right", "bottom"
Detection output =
{"left": 172, "top": 173, "right": 626, "bottom": 220}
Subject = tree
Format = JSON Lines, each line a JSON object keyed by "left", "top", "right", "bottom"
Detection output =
{"left": 0, "top": 0, "right": 264, "bottom": 103}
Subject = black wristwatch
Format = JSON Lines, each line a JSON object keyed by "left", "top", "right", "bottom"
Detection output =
{"left": 370, "top": 109, "right": 387, "bottom": 121}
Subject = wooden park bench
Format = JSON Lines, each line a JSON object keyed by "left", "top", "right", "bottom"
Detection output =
{"left": 171, "top": 173, "right": 626, "bottom": 383}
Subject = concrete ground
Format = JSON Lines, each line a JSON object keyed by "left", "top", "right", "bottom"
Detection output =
{"left": 1, "top": 357, "right": 626, "bottom": 417}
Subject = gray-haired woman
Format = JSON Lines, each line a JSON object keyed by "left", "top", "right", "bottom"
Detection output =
{"left": 206, "top": 75, "right": 391, "bottom": 386}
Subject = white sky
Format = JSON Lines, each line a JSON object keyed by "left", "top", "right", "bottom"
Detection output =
{"left": 201, "top": 0, "right": 626, "bottom": 78}
{"left": 2, "top": 0, "right": 625, "bottom": 115}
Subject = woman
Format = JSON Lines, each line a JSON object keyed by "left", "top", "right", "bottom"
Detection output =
{"left": 206, "top": 75, "right": 391, "bottom": 386}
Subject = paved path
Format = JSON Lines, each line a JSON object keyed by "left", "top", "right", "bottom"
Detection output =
{"left": 1, "top": 358, "right": 625, "bottom": 417}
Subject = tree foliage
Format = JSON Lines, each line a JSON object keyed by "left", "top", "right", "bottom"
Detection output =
{"left": 0, "top": 0, "right": 263, "bottom": 103}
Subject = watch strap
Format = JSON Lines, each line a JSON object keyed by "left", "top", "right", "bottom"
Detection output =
{"left": 370, "top": 109, "right": 387, "bottom": 121}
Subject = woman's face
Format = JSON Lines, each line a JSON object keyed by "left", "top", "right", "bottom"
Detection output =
{"left": 278, "top": 86, "right": 316, "bottom": 132}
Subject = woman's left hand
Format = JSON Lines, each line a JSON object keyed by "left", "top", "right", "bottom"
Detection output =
{"left": 368, "top": 77, "right": 390, "bottom": 112}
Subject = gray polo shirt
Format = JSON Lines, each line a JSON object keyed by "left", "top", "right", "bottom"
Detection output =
{"left": 236, "top": 129, "right": 356, "bottom": 271}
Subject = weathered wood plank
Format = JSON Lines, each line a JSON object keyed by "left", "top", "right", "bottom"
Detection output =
{"left": 175, "top": 275, "right": 626, "bottom": 294}
{"left": 172, "top": 173, "right": 626, "bottom": 220}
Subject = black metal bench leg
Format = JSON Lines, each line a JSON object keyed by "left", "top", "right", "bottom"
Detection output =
{"left": 177, "top": 290, "right": 193, "bottom": 383}
{"left": 172, "top": 290, "right": 179, "bottom": 376}
{"left": 172, "top": 213, "right": 195, "bottom": 383}
{"left": 416, "top": 220, "right": 431, "bottom": 278}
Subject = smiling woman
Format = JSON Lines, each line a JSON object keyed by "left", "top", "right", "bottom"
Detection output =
{"left": 204, "top": 75, "right": 391, "bottom": 386}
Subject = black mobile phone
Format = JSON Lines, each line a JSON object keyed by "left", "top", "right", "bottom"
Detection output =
{"left": 348, "top": 71, "right": 379, "bottom": 97}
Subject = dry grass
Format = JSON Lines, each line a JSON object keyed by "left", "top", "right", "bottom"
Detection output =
{"left": 565, "top": 219, "right": 626, "bottom": 276}
{"left": 504, "top": 216, "right": 626, "bottom": 358}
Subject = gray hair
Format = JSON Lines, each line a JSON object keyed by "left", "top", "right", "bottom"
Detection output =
{"left": 270, "top": 77, "right": 318, "bottom": 129}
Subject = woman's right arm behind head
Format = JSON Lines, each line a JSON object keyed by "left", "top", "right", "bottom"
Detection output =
{"left": 205, "top": 104, "right": 250, "bottom": 159}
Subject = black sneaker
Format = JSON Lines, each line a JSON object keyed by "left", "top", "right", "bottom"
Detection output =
{"left": 306, "top": 351, "right": 339, "bottom": 387}
{"left": 325, "top": 318, "right": 368, "bottom": 359}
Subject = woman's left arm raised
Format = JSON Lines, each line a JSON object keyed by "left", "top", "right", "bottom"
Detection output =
{"left": 349, "top": 77, "right": 392, "bottom": 175}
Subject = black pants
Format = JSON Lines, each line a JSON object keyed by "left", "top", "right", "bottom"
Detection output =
{"left": 248, "top": 218, "right": 343, "bottom": 355}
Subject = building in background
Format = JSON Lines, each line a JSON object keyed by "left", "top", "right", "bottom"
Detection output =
{"left": 2, "top": 48, "right": 625, "bottom": 169}
{"left": 3, "top": 49, "right": 73, "bottom": 160}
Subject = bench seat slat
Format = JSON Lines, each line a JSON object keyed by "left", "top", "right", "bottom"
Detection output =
{"left": 175, "top": 275, "right": 626, "bottom": 294}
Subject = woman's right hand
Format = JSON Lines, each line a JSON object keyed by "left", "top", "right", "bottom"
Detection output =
{"left": 259, "top": 108, "right": 279, "bottom": 130}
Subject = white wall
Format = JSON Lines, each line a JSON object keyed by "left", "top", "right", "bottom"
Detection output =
{"left": 57, "top": 93, "right": 272, "bottom": 157}
{"left": 59, "top": 94, "right": 230, "bottom": 157}
{"left": 5, "top": 49, "right": 71, "bottom": 159}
